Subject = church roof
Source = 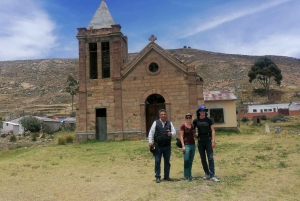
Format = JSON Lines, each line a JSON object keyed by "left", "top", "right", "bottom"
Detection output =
{"left": 121, "top": 41, "right": 189, "bottom": 77}
{"left": 88, "top": 0, "right": 115, "bottom": 29}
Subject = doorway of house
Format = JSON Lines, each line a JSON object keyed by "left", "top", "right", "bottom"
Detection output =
{"left": 145, "top": 94, "right": 165, "bottom": 137}
{"left": 96, "top": 108, "right": 107, "bottom": 141}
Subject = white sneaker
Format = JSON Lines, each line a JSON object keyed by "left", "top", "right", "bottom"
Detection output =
{"left": 210, "top": 176, "right": 220, "bottom": 182}
{"left": 202, "top": 174, "right": 210, "bottom": 180}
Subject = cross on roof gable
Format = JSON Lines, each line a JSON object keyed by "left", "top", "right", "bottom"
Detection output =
{"left": 149, "top": 35, "right": 157, "bottom": 42}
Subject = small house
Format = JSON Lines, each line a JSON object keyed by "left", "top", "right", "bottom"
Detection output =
{"left": 204, "top": 91, "right": 237, "bottom": 128}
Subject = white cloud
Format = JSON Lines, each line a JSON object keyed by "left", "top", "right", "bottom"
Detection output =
{"left": 179, "top": 0, "right": 292, "bottom": 38}
{"left": 242, "top": 34, "right": 300, "bottom": 57}
{"left": 0, "top": 0, "right": 57, "bottom": 61}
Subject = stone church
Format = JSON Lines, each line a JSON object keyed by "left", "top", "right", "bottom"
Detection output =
{"left": 75, "top": 0, "right": 204, "bottom": 142}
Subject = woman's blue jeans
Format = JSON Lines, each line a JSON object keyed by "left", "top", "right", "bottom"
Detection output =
{"left": 183, "top": 144, "right": 195, "bottom": 178}
{"left": 197, "top": 141, "right": 215, "bottom": 177}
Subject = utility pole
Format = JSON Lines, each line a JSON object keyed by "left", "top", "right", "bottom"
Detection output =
{"left": 233, "top": 70, "right": 243, "bottom": 127}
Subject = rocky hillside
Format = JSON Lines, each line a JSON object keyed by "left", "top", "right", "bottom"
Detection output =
{"left": 0, "top": 48, "right": 299, "bottom": 119}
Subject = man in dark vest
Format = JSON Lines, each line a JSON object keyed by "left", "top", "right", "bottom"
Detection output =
{"left": 148, "top": 109, "right": 176, "bottom": 183}
{"left": 193, "top": 105, "right": 220, "bottom": 182}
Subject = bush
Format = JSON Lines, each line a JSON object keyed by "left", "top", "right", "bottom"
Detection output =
{"left": 242, "top": 117, "right": 249, "bottom": 122}
{"left": 19, "top": 116, "right": 42, "bottom": 132}
{"left": 58, "top": 135, "right": 74, "bottom": 145}
{"left": 270, "top": 116, "right": 281, "bottom": 123}
{"left": 66, "top": 135, "right": 74, "bottom": 143}
{"left": 30, "top": 133, "right": 40, "bottom": 141}
{"left": 261, "top": 115, "right": 267, "bottom": 120}
{"left": 58, "top": 137, "right": 66, "bottom": 145}
{"left": 42, "top": 124, "right": 53, "bottom": 134}
{"left": 9, "top": 135, "right": 17, "bottom": 142}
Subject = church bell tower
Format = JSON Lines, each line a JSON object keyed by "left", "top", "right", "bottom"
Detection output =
{"left": 76, "top": 0, "right": 128, "bottom": 141}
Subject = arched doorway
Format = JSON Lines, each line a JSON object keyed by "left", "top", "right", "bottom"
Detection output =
{"left": 145, "top": 94, "right": 165, "bottom": 136}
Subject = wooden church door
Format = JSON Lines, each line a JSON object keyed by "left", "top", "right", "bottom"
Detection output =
{"left": 145, "top": 94, "right": 165, "bottom": 137}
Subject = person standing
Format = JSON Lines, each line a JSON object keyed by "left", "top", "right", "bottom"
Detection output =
{"left": 148, "top": 109, "right": 176, "bottom": 183}
{"left": 179, "top": 113, "right": 196, "bottom": 181}
{"left": 193, "top": 105, "right": 220, "bottom": 182}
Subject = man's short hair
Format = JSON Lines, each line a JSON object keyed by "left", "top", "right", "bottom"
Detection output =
{"left": 158, "top": 109, "right": 166, "bottom": 115}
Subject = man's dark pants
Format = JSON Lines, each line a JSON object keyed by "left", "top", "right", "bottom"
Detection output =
{"left": 197, "top": 141, "right": 215, "bottom": 177}
{"left": 154, "top": 144, "right": 171, "bottom": 179}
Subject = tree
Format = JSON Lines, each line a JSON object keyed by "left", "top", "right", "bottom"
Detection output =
{"left": 248, "top": 57, "right": 283, "bottom": 94}
{"left": 66, "top": 74, "right": 79, "bottom": 112}
{"left": 19, "top": 116, "right": 42, "bottom": 132}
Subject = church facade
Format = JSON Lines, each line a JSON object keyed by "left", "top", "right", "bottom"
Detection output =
{"left": 75, "top": 1, "right": 204, "bottom": 141}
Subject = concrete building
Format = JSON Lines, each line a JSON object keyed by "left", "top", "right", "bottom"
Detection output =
{"left": 75, "top": 1, "right": 204, "bottom": 141}
{"left": 247, "top": 103, "right": 289, "bottom": 113}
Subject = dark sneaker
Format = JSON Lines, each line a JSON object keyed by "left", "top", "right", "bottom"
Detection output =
{"left": 163, "top": 177, "right": 173, "bottom": 181}
{"left": 156, "top": 177, "right": 161, "bottom": 183}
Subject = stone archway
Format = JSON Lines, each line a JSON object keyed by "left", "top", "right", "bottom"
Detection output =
{"left": 140, "top": 89, "right": 171, "bottom": 138}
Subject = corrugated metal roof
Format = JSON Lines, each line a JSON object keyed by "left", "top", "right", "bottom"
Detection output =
{"left": 88, "top": 0, "right": 115, "bottom": 29}
{"left": 63, "top": 117, "right": 76, "bottom": 123}
{"left": 204, "top": 91, "right": 237, "bottom": 101}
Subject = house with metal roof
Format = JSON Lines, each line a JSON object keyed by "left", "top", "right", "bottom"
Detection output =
{"left": 2, "top": 116, "right": 62, "bottom": 135}
{"left": 204, "top": 91, "right": 237, "bottom": 128}
{"left": 288, "top": 101, "right": 300, "bottom": 115}
{"left": 289, "top": 101, "right": 300, "bottom": 111}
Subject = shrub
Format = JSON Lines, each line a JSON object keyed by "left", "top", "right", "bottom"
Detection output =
{"left": 30, "top": 133, "right": 40, "bottom": 141}
{"left": 241, "top": 117, "right": 249, "bottom": 122}
{"left": 66, "top": 135, "right": 74, "bottom": 143}
{"left": 42, "top": 124, "right": 53, "bottom": 134}
{"left": 57, "top": 135, "right": 74, "bottom": 145}
{"left": 261, "top": 115, "right": 267, "bottom": 120}
{"left": 270, "top": 116, "right": 281, "bottom": 123}
{"left": 19, "top": 116, "right": 42, "bottom": 132}
{"left": 9, "top": 135, "right": 17, "bottom": 142}
{"left": 58, "top": 137, "right": 66, "bottom": 145}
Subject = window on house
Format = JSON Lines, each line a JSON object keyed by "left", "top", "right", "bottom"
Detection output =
{"left": 89, "top": 43, "right": 98, "bottom": 79}
{"left": 264, "top": 109, "right": 267, "bottom": 111}
{"left": 102, "top": 42, "right": 110, "bottom": 78}
{"left": 268, "top": 109, "right": 272, "bottom": 111}
{"left": 253, "top": 109, "right": 257, "bottom": 112}
{"left": 210, "top": 108, "right": 224, "bottom": 123}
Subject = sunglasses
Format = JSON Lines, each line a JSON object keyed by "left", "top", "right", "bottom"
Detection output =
{"left": 199, "top": 110, "right": 206, "bottom": 112}
{"left": 185, "top": 116, "right": 192, "bottom": 119}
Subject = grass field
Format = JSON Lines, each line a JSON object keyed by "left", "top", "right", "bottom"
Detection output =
{"left": 0, "top": 118, "right": 300, "bottom": 201}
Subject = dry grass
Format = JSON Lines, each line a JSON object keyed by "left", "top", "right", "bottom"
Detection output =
{"left": 0, "top": 119, "right": 300, "bottom": 201}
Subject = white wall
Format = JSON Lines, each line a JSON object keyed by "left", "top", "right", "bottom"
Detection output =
{"left": 248, "top": 103, "right": 289, "bottom": 113}
{"left": 289, "top": 102, "right": 300, "bottom": 111}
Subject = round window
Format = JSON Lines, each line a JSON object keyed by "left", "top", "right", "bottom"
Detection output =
{"left": 149, "top": 62, "right": 159, "bottom": 72}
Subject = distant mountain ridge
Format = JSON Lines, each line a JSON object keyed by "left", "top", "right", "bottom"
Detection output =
{"left": 0, "top": 48, "right": 299, "bottom": 119}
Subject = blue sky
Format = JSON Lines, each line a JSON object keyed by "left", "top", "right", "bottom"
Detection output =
{"left": 0, "top": 0, "right": 299, "bottom": 61}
